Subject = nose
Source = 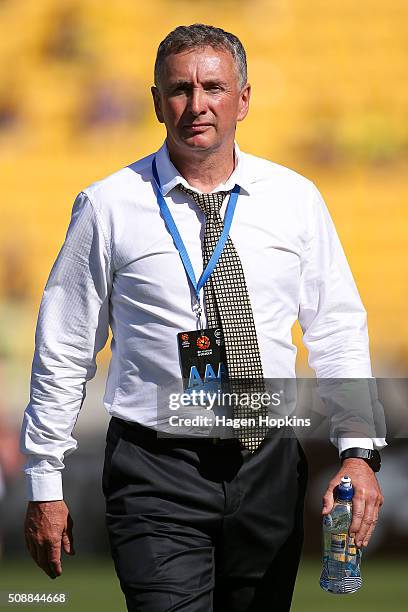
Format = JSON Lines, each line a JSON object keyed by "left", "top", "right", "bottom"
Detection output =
{"left": 189, "top": 87, "right": 206, "bottom": 116}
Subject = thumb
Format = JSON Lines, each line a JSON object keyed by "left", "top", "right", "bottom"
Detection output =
{"left": 62, "top": 533, "right": 72, "bottom": 555}
{"left": 322, "top": 488, "right": 334, "bottom": 515}
{"left": 62, "top": 521, "right": 75, "bottom": 555}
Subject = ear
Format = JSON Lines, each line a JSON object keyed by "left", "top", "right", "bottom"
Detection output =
{"left": 237, "top": 83, "right": 251, "bottom": 122}
{"left": 151, "top": 86, "right": 164, "bottom": 123}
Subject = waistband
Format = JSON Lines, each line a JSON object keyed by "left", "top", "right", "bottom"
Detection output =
{"left": 110, "top": 416, "right": 245, "bottom": 450}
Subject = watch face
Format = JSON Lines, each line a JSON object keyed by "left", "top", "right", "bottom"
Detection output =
{"left": 370, "top": 450, "right": 381, "bottom": 472}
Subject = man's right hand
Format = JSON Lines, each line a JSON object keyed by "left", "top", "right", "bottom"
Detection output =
{"left": 24, "top": 501, "right": 75, "bottom": 579}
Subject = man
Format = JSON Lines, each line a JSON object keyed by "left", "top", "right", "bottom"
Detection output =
{"left": 22, "top": 24, "right": 385, "bottom": 612}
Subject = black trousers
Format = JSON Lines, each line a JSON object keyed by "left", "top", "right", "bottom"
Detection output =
{"left": 103, "top": 417, "right": 308, "bottom": 612}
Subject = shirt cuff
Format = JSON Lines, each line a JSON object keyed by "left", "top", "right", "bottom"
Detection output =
{"left": 336, "top": 437, "right": 388, "bottom": 456}
{"left": 26, "top": 472, "right": 63, "bottom": 501}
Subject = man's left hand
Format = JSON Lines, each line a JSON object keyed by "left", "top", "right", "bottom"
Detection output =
{"left": 322, "top": 458, "right": 384, "bottom": 548}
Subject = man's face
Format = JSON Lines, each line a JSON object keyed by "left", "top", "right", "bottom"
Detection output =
{"left": 151, "top": 46, "right": 250, "bottom": 154}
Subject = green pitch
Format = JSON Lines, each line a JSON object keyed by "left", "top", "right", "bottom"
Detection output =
{"left": 0, "top": 558, "right": 406, "bottom": 611}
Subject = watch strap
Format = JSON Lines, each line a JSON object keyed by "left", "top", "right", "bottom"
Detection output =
{"left": 340, "top": 447, "right": 381, "bottom": 472}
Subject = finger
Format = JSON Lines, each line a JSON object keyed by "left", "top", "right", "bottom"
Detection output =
{"left": 349, "top": 493, "right": 365, "bottom": 538}
{"left": 36, "top": 543, "right": 56, "bottom": 579}
{"left": 355, "top": 490, "right": 380, "bottom": 546}
{"left": 47, "top": 541, "right": 63, "bottom": 578}
{"left": 355, "top": 510, "right": 375, "bottom": 547}
{"left": 25, "top": 533, "right": 39, "bottom": 565}
{"left": 361, "top": 504, "right": 380, "bottom": 547}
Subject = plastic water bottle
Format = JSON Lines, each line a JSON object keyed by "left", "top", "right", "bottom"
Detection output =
{"left": 319, "top": 475, "right": 362, "bottom": 594}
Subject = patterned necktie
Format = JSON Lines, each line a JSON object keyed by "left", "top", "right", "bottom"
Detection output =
{"left": 177, "top": 183, "right": 267, "bottom": 451}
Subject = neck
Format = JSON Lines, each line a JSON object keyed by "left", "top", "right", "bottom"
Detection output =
{"left": 167, "top": 140, "right": 236, "bottom": 193}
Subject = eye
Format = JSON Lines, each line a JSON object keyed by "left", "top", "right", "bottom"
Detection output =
{"left": 169, "top": 84, "right": 190, "bottom": 95}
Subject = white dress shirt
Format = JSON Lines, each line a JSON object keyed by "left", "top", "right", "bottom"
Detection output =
{"left": 20, "top": 141, "right": 386, "bottom": 501}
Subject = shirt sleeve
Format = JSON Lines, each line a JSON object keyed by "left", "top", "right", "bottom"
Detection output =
{"left": 20, "top": 192, "right": 112, "bottom": 501}
{"left": 298, "top": 183, "right": 386, "bottom": 453}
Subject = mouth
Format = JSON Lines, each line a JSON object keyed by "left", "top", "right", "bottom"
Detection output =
{"left": 183, "top": 124, "right": 212, "bottom": 132}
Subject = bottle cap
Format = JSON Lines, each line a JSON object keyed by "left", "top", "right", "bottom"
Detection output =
{"left": 336, "top": 475, "right": 354, "bottom": 501}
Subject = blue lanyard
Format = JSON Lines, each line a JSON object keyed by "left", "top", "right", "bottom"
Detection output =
{"left": 152, "top": 157, "right": 240, "bottom": 316}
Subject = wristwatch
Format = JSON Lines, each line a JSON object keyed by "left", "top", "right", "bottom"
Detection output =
{"left": 340, "top": 447, "right": 381, "bottom": 472}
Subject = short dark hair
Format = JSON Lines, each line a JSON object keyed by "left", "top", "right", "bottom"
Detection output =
{"left": 154, "top": 23, "right": 247, "bottom": 89}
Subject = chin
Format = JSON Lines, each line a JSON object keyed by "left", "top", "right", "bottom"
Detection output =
{"left": 182, "top": 134, "right": 216, "bottom": 151}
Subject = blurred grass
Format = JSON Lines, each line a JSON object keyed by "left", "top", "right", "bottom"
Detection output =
{"left": 0, "top": 557, "right": 407, "bottom": 611}
{"left": 292, "top": 558, "right": 408, "bottom": 611}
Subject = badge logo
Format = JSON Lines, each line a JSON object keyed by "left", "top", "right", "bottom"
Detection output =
{"left": 197, "top": 335, "right": 210, "bottom": 350}
{"left": 181, "top": 333, "right": 189, "bottom": 341}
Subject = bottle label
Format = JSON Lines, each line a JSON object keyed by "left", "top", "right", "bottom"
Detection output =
{"left": 331, "top": 533, "right": 347, "bottom": 561}
{"left": 327, "top": 533, "right": 361, "bottom": 578}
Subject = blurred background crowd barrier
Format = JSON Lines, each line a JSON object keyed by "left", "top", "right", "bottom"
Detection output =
{"left": 0, "top": 0, "right": 407, "bottom": 583}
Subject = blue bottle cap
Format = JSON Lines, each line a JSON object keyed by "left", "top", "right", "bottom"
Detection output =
{"left": 336, "top": 475, "right": 354, "bottom": 501}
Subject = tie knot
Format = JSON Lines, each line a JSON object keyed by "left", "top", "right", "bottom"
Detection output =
{"left": 177, "top": 184, "right": 231, "bottom": 217}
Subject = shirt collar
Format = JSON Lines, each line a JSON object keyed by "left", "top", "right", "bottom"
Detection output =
{"left": 154, "top": 140, "right": 251, "bottom": 196}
